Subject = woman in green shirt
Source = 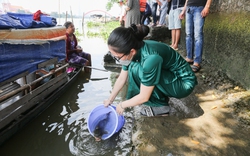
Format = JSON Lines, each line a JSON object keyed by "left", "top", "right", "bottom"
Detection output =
{"left": 104, "top": 24, "right": 197, "bottom": 116}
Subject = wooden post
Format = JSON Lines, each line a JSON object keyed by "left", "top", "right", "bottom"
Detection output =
{"left": 66, "top": 11, "right": 68, "bottom": 22}
{"left": 58, "top": 0, "right": 61, "bottom": 24}
{"left": 82, "top": 12, "right": 85, "bottom": 34}
{"left": 70, "top": 6, "right": 73, "bottom": 23}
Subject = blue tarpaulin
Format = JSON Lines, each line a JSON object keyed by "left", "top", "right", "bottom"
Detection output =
{"left": 0, "top": 40, "right": 66, "bottom": 83}
{"left": 0, "top": 12, "right": 57, "bottom": 29}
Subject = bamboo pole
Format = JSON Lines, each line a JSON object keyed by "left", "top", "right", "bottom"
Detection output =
{"left": 66, "top": 11, "right": 68, "bottom": 22}
{"left": 58, "top": 0, "right": 61, "bottom": 24}
{"left": 70, "top": 6, "right": 73, "bottom": 23}
{"left": 82, "top": 12, "right": 84, "bottom": 34}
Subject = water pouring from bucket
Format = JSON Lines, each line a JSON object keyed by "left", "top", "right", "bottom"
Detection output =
{"left": 87, "top": 105, "right": 125, "bottom": 141}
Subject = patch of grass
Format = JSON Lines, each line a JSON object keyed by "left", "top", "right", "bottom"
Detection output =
{"left": 73, "top": 20, "right": 119, "bottom": 42}
{"left": 85, "top": 21, "right": 120, "bottom": 41}
{"left": 74, "top": 29, "right": 83, "bottom": 41}
{"left": 86, "top": 21, "right": 102, "bottom": 28}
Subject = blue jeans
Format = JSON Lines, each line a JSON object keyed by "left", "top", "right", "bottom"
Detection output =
{"left": 185, "top": 6, "right": 205, "bottom": 64}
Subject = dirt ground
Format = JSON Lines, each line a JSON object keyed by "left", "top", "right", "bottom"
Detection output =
{"left": 130, "top": 49, "right": 250, "bottom": 156}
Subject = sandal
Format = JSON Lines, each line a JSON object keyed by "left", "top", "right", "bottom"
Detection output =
{"left": 191, "top": 64, "right": 201, "bottom": 73}
{"left": 140, "top": 105, "right": 170, "bottom": 117}
{"left": 170, "top": 46, "right": 178, "bottom": 51}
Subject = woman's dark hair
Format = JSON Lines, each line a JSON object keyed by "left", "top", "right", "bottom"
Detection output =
{"left": 64, "top": 21, "right": 73, "bottom": 29}
{"left": 108, "top": 24, "right": 150, "bottom": 54}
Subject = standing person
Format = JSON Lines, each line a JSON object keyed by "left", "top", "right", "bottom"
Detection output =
{"left": 64, "top": 21, "right": 92, "bottom": 73}
{"left": 118, "top": 0, "right": 127, "bottom": 27}
{"left": 151, "top": 0, "right": 159, "bottom": 26}
{"left": 157, "top": 0, "right": 169, "bottom": 26}
{"left": 139, "top": 0, "right": 147, "bottom": 24}
{"left": 168, "top": 0, "right": 185, "bottom": 50}
{"left": 179, "top": 0, "right": 212, "bottom": 72}
{"left": 141, "top": 2, "right": 152, "bottom": 25}
{"left": 125, "top": 0, "right": 140, "bottom": 28}
{"left": 104, "top": 24, "right": 197, "bottom": 116}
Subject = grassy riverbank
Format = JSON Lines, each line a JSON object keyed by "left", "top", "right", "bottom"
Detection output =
{"left": 75, "top": 20, "right": 120, "bottom": 41}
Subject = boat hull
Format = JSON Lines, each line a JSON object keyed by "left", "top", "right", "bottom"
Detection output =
{"left": 0, "top": 64, "right": 82, "bottom": 146}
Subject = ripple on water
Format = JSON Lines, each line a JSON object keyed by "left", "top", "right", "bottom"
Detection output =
{"left": 67, "top": 110, "right": 133, "bottom": 156}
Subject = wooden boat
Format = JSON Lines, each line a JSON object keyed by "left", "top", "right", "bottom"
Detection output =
{"left": 0, "top": 13, "right": 83, "bottom": 145}
{"left": 0, "top": 39, "right": 83, "bottom": 146}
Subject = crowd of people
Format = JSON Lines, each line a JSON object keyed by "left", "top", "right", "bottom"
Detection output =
{"left": 118, "top": 0, "right": 168, "bottom": 27}
{"left": 118, "top": 0, "right": 212, "bottom": 73}
{"left": 60, "top": 0, "right": 212, "bottom": 118}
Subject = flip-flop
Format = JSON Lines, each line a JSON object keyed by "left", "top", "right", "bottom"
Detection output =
{"left": 191, "top": 65, "right": 201, "bottom": 73}
{"left": 170, "top": 46, "right": 178, "bottom": 51}
{"left": 140, "top": 105, "right": 170, "bottom": 117}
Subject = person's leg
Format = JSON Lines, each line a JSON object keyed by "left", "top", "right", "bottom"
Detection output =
{"left": 172, "top": 9, "right": 182, "bottom": 50}
{"left": 78, "top": 52, "right": 92, "bottom": 73}
{"left": 158, "top": 8, "right": 167, "bottom": 26}
{"left": 126, "top": 62, "right": 168, "bottom": 106}
{"left": 87, "top": 53, "right": 92, "bottom": 66}
{"left": 151, "top": 3, "right": 158, "bottom": 26}
{"left": 172, "top": 29, "right": 181, "bottom": 50}
{"left": 84, "top": 60, "right": 91, "bottom": 73}
{"left": 158, "top": 9, "right": 164, "bottom": 25}
{"left": 185, "top": 7, "right": 194, "bottom": 62}
{"left": 193, "top": 6, "right": 205, "bottom": 66}
{"left": 141, "top": 68, "right": 197, "bottom": 116}
{"left": 83, "top": 53, "right": 92, "bottom": 73}
{"left": 147, "top": 15, "right": 152, "bottom": 23}
{"left": 171, "top": 29, "right": 176, "bottom": 47}
{"left": 79, "top": 51, "right": 91, "bottom": 66}
{"left": 140, "top": 11, "right": 145, "bottom": 24}
{"left": 141, "top": 13, "right": 147, "bottom": 25}
{"left": 168, "top": 9, "right": 174, "bottom": 46}
{"left": 160, "top": 70, "right": 197, "bottom": 98}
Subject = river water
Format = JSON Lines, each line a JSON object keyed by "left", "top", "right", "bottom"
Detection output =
{"left": 0, "top": 32, "right": 133, "bottom": 155}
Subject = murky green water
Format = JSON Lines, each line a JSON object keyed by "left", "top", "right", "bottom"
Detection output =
{"left": 0, "top": 37, "right": 133, "bottom": 156}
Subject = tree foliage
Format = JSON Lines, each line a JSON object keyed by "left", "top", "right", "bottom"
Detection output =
{"left": 106, "top": 0, "right": 119, "bottom": 11}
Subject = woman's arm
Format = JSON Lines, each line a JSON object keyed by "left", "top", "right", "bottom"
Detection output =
{"left": 116, "top": 83, "right": 155, "bottom": 114}
{"left": 126, "top": 0, "right": 132, "bottom": 11}
{"left": 104, "top": 69, "right": 128, "bottom": 106}
{"left": 66, "top": 48, "right": 79, "bottom": 55}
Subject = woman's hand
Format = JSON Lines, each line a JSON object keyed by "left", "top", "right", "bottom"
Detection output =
{"left": 76, "top": 47, "right": 82, "bottom": 53}
{"left": 116, "top": 102, "right": 125, "bottom": 115}
{"left": 103, "top": 99, "right": 113, "bottom": 107}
